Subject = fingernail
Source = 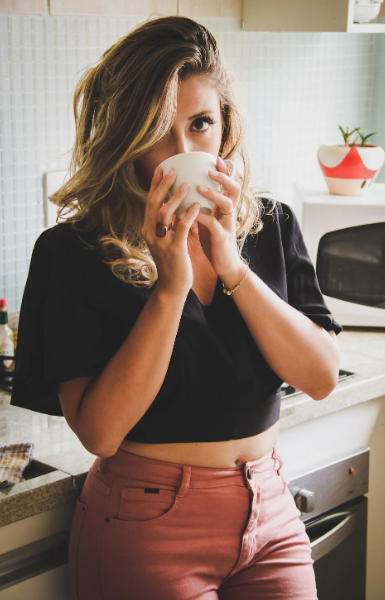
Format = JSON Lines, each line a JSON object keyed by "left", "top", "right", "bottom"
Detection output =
{"left": 208, "top": 169, "right": 218, "bottom": 177}
{"left": 168, "top": 167, "right": 176, "bottom": 176}
{"left": 198, "top": 185, "right": 208, "bottom": 192}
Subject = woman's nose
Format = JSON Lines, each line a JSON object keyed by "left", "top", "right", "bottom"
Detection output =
{"left": 171, "top": 133, "right": 194, "bottom": 155}
{"left": 174, "top": 141, "right": 191, "bottom": 155}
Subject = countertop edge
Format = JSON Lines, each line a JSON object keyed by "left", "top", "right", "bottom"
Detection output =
{"left": 0, "top": 470, "right": 82, "bottom": 528}
{"left": 280, "top": 372, "right": 385, "bottom": 429}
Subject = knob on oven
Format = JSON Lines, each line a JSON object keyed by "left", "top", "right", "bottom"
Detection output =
{"left": 294, "top": 488, "right": 316, "bottom": 513}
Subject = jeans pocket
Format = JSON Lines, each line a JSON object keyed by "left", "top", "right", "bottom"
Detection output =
{"left": 116, "top": 485, "right": 180, "bottom": 523}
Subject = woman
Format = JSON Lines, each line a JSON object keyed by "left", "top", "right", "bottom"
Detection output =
{"left": 11, "top": 15, "right": 342, "bottom": 600}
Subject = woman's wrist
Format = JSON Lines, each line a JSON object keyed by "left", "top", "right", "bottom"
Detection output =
{"left": 153, "top": 283, "right": 190, "bottom": 305}
{"left": 219, "top": 261, "right": 249, "bottom": 293}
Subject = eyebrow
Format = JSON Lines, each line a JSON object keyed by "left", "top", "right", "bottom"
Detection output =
{"left": 188, "top": 110, "right": 216, "bottom": 120}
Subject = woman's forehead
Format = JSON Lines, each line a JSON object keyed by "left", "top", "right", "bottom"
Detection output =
{"left": 176, "top": 77, "right": 221, "bottom": 114}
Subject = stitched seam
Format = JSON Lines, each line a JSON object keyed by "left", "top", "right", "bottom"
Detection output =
{"left": 97, "top": 472, "right": 115, "bottom": 600}
{"left": 189, "top": 483, "right": 246, "bottom": 489}
{"left": 74, "top": 501, "right": 86, "bottom": 600}
{"left": 110, "top": 495, "right": 183, "bottom": 526}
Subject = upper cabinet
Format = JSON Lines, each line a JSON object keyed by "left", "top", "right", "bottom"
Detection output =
{"left": 242, "top": 0, "right": 385, "bottom": 33}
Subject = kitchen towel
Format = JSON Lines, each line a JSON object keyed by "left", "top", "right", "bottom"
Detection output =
{"left": 0, "top": 442, "right": 34, "bottom": 489}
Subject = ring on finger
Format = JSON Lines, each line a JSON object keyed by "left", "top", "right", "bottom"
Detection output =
{"left": 155, "top": 221, "right": 173, "bottom": 237}
{"left": 220, "top": 210, "right": 233, "bottom": 218}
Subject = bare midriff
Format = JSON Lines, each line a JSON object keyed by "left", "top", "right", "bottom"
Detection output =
{"left": 118, "top": 421, "right": 280, "bottom": 467}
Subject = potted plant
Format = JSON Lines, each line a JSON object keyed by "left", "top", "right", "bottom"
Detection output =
{"left": 317, "top": 126, "right": 385, "bottom": 196}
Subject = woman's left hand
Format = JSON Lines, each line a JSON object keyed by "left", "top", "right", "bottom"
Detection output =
{"left": 195, "top": 155, "right": 243, "bottom": 278}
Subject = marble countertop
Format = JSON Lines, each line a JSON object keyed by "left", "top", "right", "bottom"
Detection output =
{"left": 1, "top": 327, "right": 385, "bottom": 527}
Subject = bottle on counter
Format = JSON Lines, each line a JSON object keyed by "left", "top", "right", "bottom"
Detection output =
{"left": 0, "top": 298, "right": 15, "bottom": 372}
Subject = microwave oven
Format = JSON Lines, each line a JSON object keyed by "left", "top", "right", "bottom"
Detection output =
{"left": 292, "top": 182, "right": 385, "bottom": 328}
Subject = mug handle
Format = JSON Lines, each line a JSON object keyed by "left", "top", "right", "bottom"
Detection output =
{"left": 218, "top": 159, "right": 236, "bottom": 194}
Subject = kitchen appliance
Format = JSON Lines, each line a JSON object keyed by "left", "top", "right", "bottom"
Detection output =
{"left": 293, "top": 182, "right": 385, "bottom": 328}
{"left": 288, "top": 447, "right": 369, "bottom": 600}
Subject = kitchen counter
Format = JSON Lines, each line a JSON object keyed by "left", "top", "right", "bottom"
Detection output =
{"left": 1, "top": 327, "right": 385, "bottom": 527}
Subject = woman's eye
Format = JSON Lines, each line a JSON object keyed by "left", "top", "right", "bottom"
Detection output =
{"left": 191, "top": 117, "right": 216, "bottom": 133}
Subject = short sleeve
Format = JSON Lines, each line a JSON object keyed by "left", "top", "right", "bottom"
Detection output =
{"left": 10, "top": 225, "right": 133, "bottom": 416}
{"left": 278, "top": 201, "right": 343, "bottom": 336}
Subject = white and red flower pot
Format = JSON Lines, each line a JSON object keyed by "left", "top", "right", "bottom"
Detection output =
{"left": 317, "top": 143, "right": 385, "bottom": 196}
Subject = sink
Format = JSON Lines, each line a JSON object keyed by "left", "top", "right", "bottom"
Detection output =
{"left": 0, "top": 459, "right": 59, "bottom": 490}
{"left": 20, "top": 459, "right": 58, "bottom": 482}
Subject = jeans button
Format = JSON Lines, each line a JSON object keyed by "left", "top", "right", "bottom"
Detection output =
{"left": 247, "top": 467, "right": 253, "bottom": 479}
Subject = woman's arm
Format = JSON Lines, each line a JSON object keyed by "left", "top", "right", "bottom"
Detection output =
{"left": 220, "top": 263, "right": 340, "bottom": 401}
{"left": 59, "top": 287, "right": 187, "bottom": 457}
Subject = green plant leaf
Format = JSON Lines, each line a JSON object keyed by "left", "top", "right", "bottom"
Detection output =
{"left": 338, "top": 125, "right": 361, "bottom": 145}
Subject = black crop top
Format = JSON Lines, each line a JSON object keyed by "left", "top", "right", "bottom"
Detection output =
{"left": 10, "top": 200, "right": 342, "bottom": 443}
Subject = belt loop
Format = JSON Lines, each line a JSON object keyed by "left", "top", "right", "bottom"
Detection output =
{"left": 96, "top": 457, "right": 104, "bottom": 475}
{"left": 277, "top": 453, "right": 283, "bottom": 475}
{"left": 272, "top": 446, "right": 282, "bottom": 474}
{"left": 177, "top": 465, "right": 191, "bottom": 498}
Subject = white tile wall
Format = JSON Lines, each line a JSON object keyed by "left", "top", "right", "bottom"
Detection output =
{"left": 373, "top": 32, "right": 385, "bottom": 161}
{"left": 0, "top": 13, "right": 384, "bottom": 311}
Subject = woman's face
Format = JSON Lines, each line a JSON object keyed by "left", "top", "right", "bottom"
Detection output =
{"left": 136, "top": 75, "right": 224, "bottom": 191}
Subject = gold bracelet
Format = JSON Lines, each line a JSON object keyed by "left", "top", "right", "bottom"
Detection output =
{"left": 221, "top": 265, "right": 250, "bottom": 296}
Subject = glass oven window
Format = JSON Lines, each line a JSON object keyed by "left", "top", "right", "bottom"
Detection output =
{"left": 316, "top": 222, "right": 385, "bottom": 309}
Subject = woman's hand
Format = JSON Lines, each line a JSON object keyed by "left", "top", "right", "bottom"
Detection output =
{"left": 194, "top": 155, "right": 244, "bottom": 278}
{"left": 141, "top": 167, "right": 201, "bottom": 298}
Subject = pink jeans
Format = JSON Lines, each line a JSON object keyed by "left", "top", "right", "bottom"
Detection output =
{"left": 68, "top": 445, "right": 318, "bottom": 599}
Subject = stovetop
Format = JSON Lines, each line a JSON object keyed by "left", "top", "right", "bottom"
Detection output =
{"left": 280, "top": 368, "right": 356, "bottom": 399}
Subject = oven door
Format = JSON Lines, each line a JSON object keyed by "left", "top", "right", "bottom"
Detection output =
{"left": 305, "top": 496, "right": 367, "bottom": 600}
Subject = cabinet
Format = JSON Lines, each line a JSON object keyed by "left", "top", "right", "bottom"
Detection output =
{"left": 0, "top": 502, "right": 75, "bottom": 599}
{"left": 243, "top": 0, "right": 385, "bottom": 33}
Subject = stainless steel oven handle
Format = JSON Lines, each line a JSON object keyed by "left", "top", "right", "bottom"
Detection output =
{"left": 307, "top": 510, "right": 358, "bottom": 562}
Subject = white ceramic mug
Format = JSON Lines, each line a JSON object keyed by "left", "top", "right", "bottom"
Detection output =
{"left": 158, "top": 151, "right": 236, "bottom": 219}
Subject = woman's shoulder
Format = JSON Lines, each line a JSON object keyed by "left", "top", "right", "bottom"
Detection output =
{"left": 34, "top": 222, "right": 97, "bottom": 263}
{"left": 258, "top": 196, "right": 291, "bottom": 223}
{"left": 244, "top": 197, "right": 289, "bottom": 242}
{"left": 242, "top": 198, "right": 297, "bottom": 263}
{"left": 39, "top": 221, "right": 88, "bottom": 246}
{"left": 255, "top": 198, "right": 300, "bottom": 245}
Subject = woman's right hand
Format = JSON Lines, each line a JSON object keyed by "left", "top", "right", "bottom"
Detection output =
{"left": 141, "top": 166, "right": 200, "bottom": 298}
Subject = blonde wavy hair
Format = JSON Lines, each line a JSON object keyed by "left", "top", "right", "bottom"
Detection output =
{"left": 50, "top": 14, "right": 276, "bottom": 288}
